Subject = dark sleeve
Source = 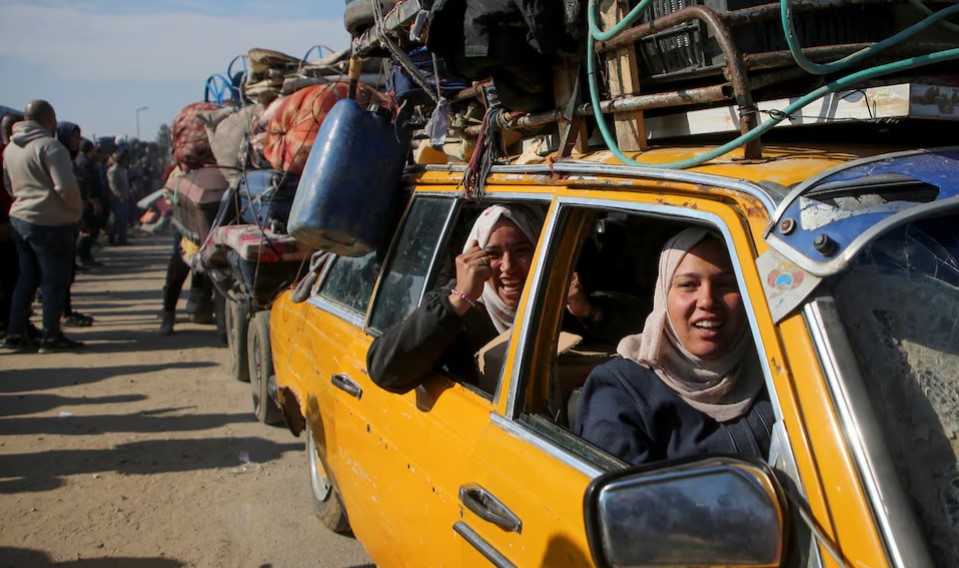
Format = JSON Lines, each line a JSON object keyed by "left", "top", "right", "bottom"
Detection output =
{"left": 367, "top": 286, "right": 465, "bottom": 394}
{"left": 575, "top": 360, "right": 655, "bottom": 466}
{"left": 86, "top": 162, "right": 105, "bottom": 201}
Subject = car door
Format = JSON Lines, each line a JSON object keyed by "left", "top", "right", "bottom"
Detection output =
{"left": 456, "top": 190, "right": 813, "bottom": 567}
{"left": 344, "top": 191, "right": 565, "bottom": 566}
{"left": 317, "top": 194, "right": 472, "bottom": 565}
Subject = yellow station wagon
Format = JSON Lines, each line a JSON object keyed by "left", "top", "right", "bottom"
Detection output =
{"left": 261, "top": 142, "right": 959, "bottom": 567}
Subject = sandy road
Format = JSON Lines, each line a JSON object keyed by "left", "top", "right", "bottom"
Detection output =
{"left": 0, "top": 232, "right": 371, "bottom": 568}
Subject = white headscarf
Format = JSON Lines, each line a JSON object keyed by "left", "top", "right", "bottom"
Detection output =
{"left": 616, "top": 227, "right": 764, "bottom": 422}
{"left": 463, "top": 204, "right": 542, "bottom": 333}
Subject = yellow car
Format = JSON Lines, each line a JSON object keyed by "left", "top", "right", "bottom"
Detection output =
{"left": 264, "top": 144, "right": 959, "bottom": 567}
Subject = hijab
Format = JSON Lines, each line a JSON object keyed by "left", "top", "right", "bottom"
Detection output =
{"left": 463, "top": 204, "right": 542, "bottom": 333}
{"left": 616, "top": 227, "right": 764, "bottom": 422}
{"left": 56, "top": 121, "right": 81, "bottom": 160}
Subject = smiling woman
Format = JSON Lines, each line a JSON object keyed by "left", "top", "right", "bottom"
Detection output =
{"left": 366, "top": 204, "right": 544, "bottom": 395}
{"left": 575, "top": 227, "right": 773, "bottom": 466}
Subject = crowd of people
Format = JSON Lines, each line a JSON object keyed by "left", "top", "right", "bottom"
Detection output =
{"left": 1, "top": 99, "right": 166, "bottom": 353}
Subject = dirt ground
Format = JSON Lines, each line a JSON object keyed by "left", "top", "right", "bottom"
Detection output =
{"left": 0, "top": 232, "right": 372, "bottom": 568}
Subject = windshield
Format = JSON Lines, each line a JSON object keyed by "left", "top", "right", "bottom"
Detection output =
{"left": 827, "top": 213, "right": 959, "bottom": 567}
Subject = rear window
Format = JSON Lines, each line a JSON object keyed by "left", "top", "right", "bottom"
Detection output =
{"left": 829, "top": 214, "right": 959, "bottom": 567}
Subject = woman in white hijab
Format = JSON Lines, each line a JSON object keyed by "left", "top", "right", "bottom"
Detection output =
{"left": 368, "top": 204, "right": 546, "bottom": 395}
{"left": 575, "top": 227, "right": 773, "bottom": 466}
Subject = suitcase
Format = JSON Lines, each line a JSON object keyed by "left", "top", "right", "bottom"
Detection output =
{"left": 166, "top": 167, "right": 230, "bottom": 243}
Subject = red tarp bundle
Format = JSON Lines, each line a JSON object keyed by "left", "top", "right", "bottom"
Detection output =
{"left": 262, "top": 82, "right": 348, "bottom": 175}
{"left": 172, "top": 101, "right": 220, "bottom": 172}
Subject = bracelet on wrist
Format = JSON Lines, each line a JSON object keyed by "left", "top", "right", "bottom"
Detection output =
{"left": 451, "top": 288, "right": 478, "bottom": 309}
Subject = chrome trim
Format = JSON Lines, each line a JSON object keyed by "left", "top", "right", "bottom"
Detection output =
{"left": 418, "top": 201, "right": 459, "bottom": 308}
{"left": 498, "top": 201, "right": 560, "bottom": 410}
{"left": 365, "top": 196, "right": 455, "bottom": 331}
{"left": 804, "top": 299, "right": 933, "bottom": 568}
{"left": 419, "top": 161, "right": 779, "bottom": 213}
{"left": 453, "top": 521, "right": 516, "bottom": 568}
{"left": 306, "top": 296, "right": 365, "bottom": 328}
{"left": 491, "top": 414, "right": 603, "bottom": 479}
{"left": 766, "top": 146, "right": 959, "bottom": 234}
{"left": 765, "top": 197, "right": 959, "bottom": 277}
{"left": 769, "top": 422, "right": 824, "bottom": 568}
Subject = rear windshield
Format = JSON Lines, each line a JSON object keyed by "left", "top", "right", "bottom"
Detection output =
{"left": 828, "top": 214, "right": 959, "bottom": 567}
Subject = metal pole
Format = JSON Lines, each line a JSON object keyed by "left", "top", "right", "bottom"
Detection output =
{"left": 135, "top": 106, "right": 149, "bottom": 140}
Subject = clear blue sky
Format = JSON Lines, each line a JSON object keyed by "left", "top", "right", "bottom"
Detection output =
{"left": 0, "top": 0, "right": 350, "bottom": 142}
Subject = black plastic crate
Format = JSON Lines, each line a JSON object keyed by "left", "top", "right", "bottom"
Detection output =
{"left": 633, "top": 0, "right": 896, "bottom": 79}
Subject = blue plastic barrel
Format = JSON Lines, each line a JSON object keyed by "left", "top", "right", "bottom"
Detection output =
{"left": 288, "top": 99, "right": 409, "bottom": 256}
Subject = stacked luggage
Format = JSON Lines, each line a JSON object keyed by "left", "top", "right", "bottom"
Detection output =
{"left": 170, "top": 47, "right": 392, "bottom": 382}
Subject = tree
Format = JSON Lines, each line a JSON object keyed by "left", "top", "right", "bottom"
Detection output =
{"left": 155, "top": 123, "right": 173, "bottom": 165}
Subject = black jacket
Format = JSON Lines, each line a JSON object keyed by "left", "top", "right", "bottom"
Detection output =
{"left": 575, "top": 358, "right": 774, "bottom": 466}
{"left": 367, "top": 283, "right": 499, "bottom": 395}
{"left": 367, "top": 281, "right": 647, "bottom": 396}
{"left": 75, "top": 153, "right": 105, "bottom": 219}
{"left": 427, "top": 0, "right": 583, "bottom": 110}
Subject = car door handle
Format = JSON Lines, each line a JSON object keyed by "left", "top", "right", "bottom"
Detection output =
{"left": 331, "top": 373, "right": 362, "bottom": 400}
{"left": 459, "top": 484, "right": 522, "bottom": 533}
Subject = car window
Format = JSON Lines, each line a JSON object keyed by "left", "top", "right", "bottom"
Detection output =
{"left": 827, "top": 216, "right": 959, "bottom": 568}
{"left": 513, "top": 203, "right": 772, "bottom": 471}
{"left": 368, "top": 196, "right": 453, "bottom": 333}
{"left": 317, "top": 252, "right": 381, "bottom": 314}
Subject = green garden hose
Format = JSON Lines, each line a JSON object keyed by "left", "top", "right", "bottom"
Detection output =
{"left": 586, "top": 0, "right": 959, "bottom": 169}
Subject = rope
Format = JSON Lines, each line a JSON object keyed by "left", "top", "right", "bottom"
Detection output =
{"left": 462, "top": 107, "right": 502, "bottom": 200}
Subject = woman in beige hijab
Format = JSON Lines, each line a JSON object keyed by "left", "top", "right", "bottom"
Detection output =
{"left": 575, "top": 227, "right": 773, "bottom": 466}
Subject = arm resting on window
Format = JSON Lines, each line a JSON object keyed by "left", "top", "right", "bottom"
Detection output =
{"left": 367, "top": 286, "right": 464, "bottom": 395}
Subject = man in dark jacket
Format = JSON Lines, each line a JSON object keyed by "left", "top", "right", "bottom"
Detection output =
{"left": 0, "top": 112, "right": 24, "bottom": 340}
{"left": 75, "top": 139, "right": 104, "bottom": 268}
{"left": 2, "top": 100, "right": 85, "bottom": 352}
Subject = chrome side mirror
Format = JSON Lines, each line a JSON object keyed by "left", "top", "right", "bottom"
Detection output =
{"left": 585, "top": 456, "right": 787, "bottom": 568}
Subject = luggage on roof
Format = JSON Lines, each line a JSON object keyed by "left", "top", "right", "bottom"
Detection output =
{"left": 172, "top": 102, "right": 220, "bottom": 172}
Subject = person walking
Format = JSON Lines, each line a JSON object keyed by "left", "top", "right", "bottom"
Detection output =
{"left": 1, "top": 100, "right": 84, "bottom": 352}
{"left": 107, "top": 149, "right": 131, "bottom": 246}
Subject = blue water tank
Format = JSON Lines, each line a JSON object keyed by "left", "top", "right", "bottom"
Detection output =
{"left": 289, "top": 99, "right": 409, "bottom": 256}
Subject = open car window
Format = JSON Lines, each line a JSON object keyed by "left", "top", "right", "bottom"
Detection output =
{"left": 510, "top": 203, "right": 775, "bottom": 473}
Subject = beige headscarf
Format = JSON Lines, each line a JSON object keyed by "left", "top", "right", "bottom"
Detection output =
{"left": 463, "top": 204, "right": 542, "bottom": 333}
{"left": 617, "top": 227, "right": 764, "bottom": 422}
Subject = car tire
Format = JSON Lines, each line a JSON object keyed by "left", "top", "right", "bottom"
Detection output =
{"left": 307, "top": 422, "right": 351, "bottom": 534}
{"left": 248, "top": 310, "right": 283, "bottom": 424}
{"left": 343, "top": 0, "right": 398, "bottom": 37}
{"left": 226, "top": 297, "right": 250, "bottom": 382}
{"left": 215, "top": 289, "right": 228, "bottom": 345}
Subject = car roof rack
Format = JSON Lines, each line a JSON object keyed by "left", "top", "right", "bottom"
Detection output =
{"left": 348, "top": 0, "right": 959, "bottom": 170}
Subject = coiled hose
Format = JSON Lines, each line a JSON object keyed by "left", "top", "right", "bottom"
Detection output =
{"left": 586, "top": 0, "right": 959, "bottom": 169}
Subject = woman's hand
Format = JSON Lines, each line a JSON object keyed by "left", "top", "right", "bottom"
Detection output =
{"left": 566, "top": 272, "right": 598, "bottom": 322}
{"left": 448, "top": 240, "right": 492, "bottom": 315}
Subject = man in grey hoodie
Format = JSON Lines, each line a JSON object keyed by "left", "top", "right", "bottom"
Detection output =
{"left": 2, "top": 100, "right": 85, "bottom": 352}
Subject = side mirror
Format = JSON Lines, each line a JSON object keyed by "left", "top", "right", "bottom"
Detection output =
{"left": 584, "top": 456, "right": 787, "bottom": 568}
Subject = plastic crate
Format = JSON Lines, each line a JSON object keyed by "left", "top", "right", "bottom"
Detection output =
{"left": 633, "top": 0, "right": 895, "bottom": 79}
